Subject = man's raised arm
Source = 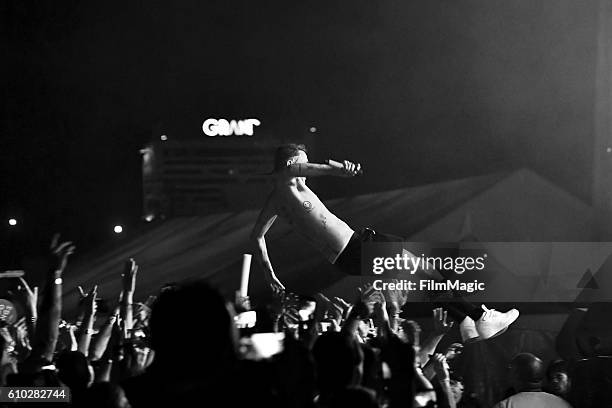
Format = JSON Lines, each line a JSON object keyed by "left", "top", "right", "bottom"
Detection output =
{"left": 286, "top": 159, "right": 362, "bottom": 178}
{"left": 27, "top": 235, "right": 74, "bottom": 369}
{"left": 250, "top": 196, "right": 283, "bottom": 292}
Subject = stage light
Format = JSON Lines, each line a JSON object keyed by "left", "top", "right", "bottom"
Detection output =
{"left": 309, "top": 127, "right": 317, "bottom": 133}
{"left": 114, "top": 225, "right": 123, "bottom": 234}
{"left": 8, "top": 219, "right": 17, "bottom": 226}
{"left": 144, "top": 214, "right": 154, "bottom": 222}
{"left": 160, "top": 135, "right": 168, "bottom": 141}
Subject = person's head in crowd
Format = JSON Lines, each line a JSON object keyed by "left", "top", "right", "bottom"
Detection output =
{"left": 6, "top": 369, "right": 62, "bottom": 388}
{"left": 508, "top": 353, "right": 545, "bottom": 392}
{"left": 545, "top": 359, "right": 571, "bottom": 398}
{"left": 56, "top": 351, "right": 93, "bottom": 390}
{"left": 86, "top": 382, "right": 132, "bottom": 408}
{"left": 273, "top": 143, "right": 308, "bottom": 173}
{"left": 329, "top": 386, "right": 379, "bottom": 408}
{"left": 149, "top": 280, "right": 237, "bottom": 373}
{"left": 312, "top": 332, "right": 364, "bottom": 398}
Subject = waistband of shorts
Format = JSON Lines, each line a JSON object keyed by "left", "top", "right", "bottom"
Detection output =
{"left": 356, "top": 227, "right": 376, "bottom": 241}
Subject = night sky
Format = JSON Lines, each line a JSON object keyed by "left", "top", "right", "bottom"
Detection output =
{"left": 1, "top": 1, "right": 598, "bottom": 270}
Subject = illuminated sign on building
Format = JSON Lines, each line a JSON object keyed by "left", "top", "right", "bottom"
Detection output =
{"left": 202, "top": 118, "right": 261, "bottom": 137}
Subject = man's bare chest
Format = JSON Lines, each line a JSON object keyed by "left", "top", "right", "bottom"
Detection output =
{"left": 276, "top": 185, "right": 325, "bottom": 220}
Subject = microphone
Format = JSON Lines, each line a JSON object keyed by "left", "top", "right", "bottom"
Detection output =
{"left": 326, "top": 159, "right": 363, "bottom": 175}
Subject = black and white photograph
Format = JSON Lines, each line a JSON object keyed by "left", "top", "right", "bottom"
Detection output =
{"left": 2, "top": 1, "right": 612, "bottom": 407}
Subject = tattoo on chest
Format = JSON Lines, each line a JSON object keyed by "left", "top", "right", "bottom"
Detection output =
{"left": 303, "top": 201, "right": 314, "bottom": 213}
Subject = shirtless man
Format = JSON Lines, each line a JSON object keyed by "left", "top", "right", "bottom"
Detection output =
{"left": 251, "top": 144, "right": 519, "bottom": 341}
{"left": 251, "top": 144, "right": 357, "bottom": 290}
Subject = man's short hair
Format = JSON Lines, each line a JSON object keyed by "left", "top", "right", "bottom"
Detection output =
{"left": 312, "top": 332, "right": 364, "bottom": 392}
{"left": 273, "top": 143, "right": 307, "bottom": 172}
{"left": 511, "top": 353, "right": 545, "bottom": 385}
{"left": 150, "top": 280, "right": 235, "bottom": 361}
{"left": 56, "top": 351, "right": 91, "bottom": 389}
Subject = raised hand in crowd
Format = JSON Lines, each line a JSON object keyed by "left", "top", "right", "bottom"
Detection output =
{"left": 383, "top": 279, "right": 408, "bottom": 330}
{"left": 49, "top": 233, "right": 76, "bottom": 275}
{"left": 26, "top": 234, "right": 75, "bottom": 369}
{"left": 68, "top": 325, "right": 78, "bottom": 352}
{"left": 431, "top": 353, "right": 450, "bottom": 380}
{"left": 234, "top": 290, "right": 251, "bottom": 313}
{"left": 58, "top": 320, "right": 77, "bottom": 352}
{"left": 332, "top": 296, "right": 351, "bottom": 320}
{"left": 372, "top": 297, "right": 392, "bottom": 340}
{"left": 95, "top": 311, "right": 124, "bottom": 383}
{"left": 315, "top": 293, "right": 343, "bottom": 332}
{"left": 133, "top": 297, "right": 154, "bottom": 330}
{"left": 121, "top": 259, "right": 138, "bottom": 337}
{"left": 0, "top": 327, "right": 15, "bottom": 357}
{"left": 122, "top": 259, "right": 138, "bottom": 295}
{"left": 280, "top": 292, "right": 302, "bottom": 330}
{"left": 0, "top": 233, "right": 570, "bottom": 408}
{"left": 0, "top": 330, "right": 17, "bottom": 387}
{"left": 432, "top": 307, "right": 454, "bottom": 335}
{"left": 12, "top": 317, "right": 31, "bottom": 356}
{"left": 342, "top": 284, "right": 378, "bottom": 337}
{"left": 90, "top": 307, "right": 119, "bottom": 362}
{"left": 431, "top": 353, "right": 456, "bottom": 408}
{"left": 77, "top": 285, "right": 98, "bottom": 357}
{"left": 18, "top": 277, "right": 38, "bottom": 336}
{"left": 121, "top": 343, "right": 151, "bottom": 379}
{"left": 419, "top": 307, "right": 454, "bottom": 367}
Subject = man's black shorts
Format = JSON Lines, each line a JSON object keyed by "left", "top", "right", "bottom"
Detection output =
{"left": 334, "top": 228, "right": 403, "bottom": 275}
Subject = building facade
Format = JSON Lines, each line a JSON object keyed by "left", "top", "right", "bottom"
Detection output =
{"left": 141, "top": 136, "right": 281, "bottom": 218}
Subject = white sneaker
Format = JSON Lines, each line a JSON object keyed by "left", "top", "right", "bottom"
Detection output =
{"left": 475, "top": 305, "right": 519, "bottom": 340}
{"left": 459, "top": 316, "right": 481, "bottom": 343}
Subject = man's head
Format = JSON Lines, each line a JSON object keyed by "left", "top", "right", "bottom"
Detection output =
{"left": 86, "top": 383, "right": 132, "bottom": 408}
{"left": 312, "top": 332, "right": 364, "bottom": 395}
{"left": 273, "top": 144, "right": 308, "bottom": 172}
{"left": 546, "top": 359, "right": 571, "bottom": 397}
{"left": 149, "top": 280, "right": 238, "bottom": 371}
{"left": 56, "top": 351, "right": 93, "bottom": 390}
{"left": 509, "top": 353, "right": 545, "bottom": 391}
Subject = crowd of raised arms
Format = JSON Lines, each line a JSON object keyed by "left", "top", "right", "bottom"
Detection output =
{"left": 0, "top": 235, "right": 574, "bottom": 408}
